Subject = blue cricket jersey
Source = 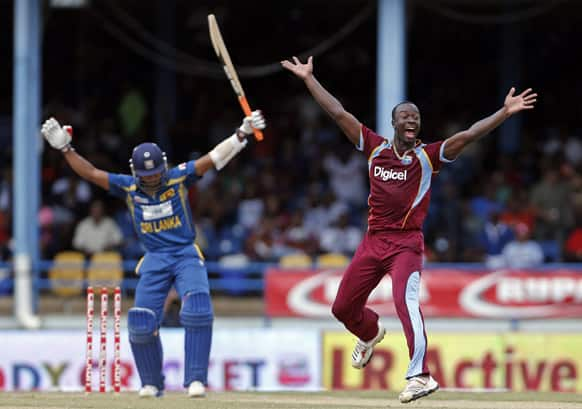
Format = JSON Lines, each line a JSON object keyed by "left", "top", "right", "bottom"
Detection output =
{"left": 108, "top": 161, "right": 200, "bottom": 253}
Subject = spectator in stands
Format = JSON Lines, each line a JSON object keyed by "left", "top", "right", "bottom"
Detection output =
{"left": 500, "top": 189, "right": 535, "bottom": 232}
{"left": 245, "top": 216, "right": 286, "bottom": 261}
{"left": 564, "top": 195, "right": 582, "bottom": 262}
{"left": 302, "top": 184, "right": 330, "bottom": 235}
{"left": 469, "top": 181, "right": 504, "bottom": 225}
{"left": 459, "top": 200, "right": 485, "bottom": 261}
{"left": 427, "top": 182, "right": 465, "bottom": 262}
{"left": 542, "top": 128, "right": 565, "bottom": 157}
{"left": 72, "top": 199, "right": 123, "bottom": 256}
{"left": 38, "top": 206, "right": 57, "bottom": 259}
{"left": 237, "top": 181, "right": 264, "bottom": 230}
{"left": 564, "top": 226, "right": 582, "bottom": 262}
{"left": 51, "top": 171, "right": 92, "bottom": 224}
{"left": 323, "top": 145, "right": 367, "bottom": 208}
{"left": 283, "top": 209, "right": 319, "bottom": 255}
{"left": 318, "top": 211, "right": 362, "bottom": 255}
{"left": 479, "top": 211, "right": 515, "bottom": 269}
{"left": 530, "top": 165, "right": 572, "bottom": 243}
{"left": 564, "top": 134, "right": 582, "bottom": 167}
{"left": 501, "top": 223, "right": 544, "bottom": 269}
{"left": 99, "top": 118, "right": 125, "bottom": 163}
{"left": 118, "top": 83, "right": 147, "bottom": 142}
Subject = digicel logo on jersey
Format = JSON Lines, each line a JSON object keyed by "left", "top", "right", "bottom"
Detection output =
{"left": 373, "top": 166, "right": 407, "bottom": 181}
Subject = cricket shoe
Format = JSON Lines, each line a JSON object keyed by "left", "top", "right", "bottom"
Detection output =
{"left": 351, "top": 323, "right": 386, "bottom": 369}
{"left": 399, "top": 375, "right": 439, "bottom": 403}
{"left": 188, "top": 381, "right": 206, "bottom": 398}
{"left": 138, "top": 385, "right": 162, "bottom": 398}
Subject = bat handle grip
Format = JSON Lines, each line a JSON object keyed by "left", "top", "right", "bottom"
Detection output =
{"left": 238, "top": 96, "right": 264, "bottom": 141}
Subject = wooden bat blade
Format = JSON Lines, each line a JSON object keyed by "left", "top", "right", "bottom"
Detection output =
{"left": 208, "top": 14, "right": 245, "bottom": 97}
{"left": 208, "top": 14, "right": 263, "bottom": 141}
{"left": 208, "top": 15, "right": 221, "bottom": 59}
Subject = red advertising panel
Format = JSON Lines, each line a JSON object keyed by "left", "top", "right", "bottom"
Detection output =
{"left": 265, "top": 268, "right": 582, "bottom": 318}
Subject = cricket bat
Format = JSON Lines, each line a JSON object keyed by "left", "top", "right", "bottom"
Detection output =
{"left": 208, "top": 14, "right": 263, "bottom": 141}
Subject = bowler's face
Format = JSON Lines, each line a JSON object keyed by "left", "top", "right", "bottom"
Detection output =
{"left": 392, "top": 104, "right": 421, "bottom": 143}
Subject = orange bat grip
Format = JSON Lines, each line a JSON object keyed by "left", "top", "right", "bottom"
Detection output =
{"left": 238, "top": 96, "right": 263, "bottom": 141}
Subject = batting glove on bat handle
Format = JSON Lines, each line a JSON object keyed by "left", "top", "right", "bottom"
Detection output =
{"left": 41, "top": 117, "right": 72, "bottom": 151}
{"left": 239, "top": 110, "right": 266, "bottom": 135}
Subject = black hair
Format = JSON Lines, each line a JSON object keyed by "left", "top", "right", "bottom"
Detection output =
{"left": 391, "top": 101, "right": 417, "bottom": 120}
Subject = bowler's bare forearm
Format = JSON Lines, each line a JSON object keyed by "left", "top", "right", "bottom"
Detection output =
{"left": 304, "top": 74, "right": 360, "bottom": 145}
{"left": 63, "top": 150, "right": 109, "bottom": 190}
{"left": 444, "top": 107, "right": 510, "bottom": 160}
{"left": 466, "top": 106, "right": 510, "bottom": 140}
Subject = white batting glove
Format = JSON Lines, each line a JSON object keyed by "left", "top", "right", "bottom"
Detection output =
{"left": 239, "top": 110, "right": 266, "bottom": 135}
{"left": 41, "top": 118, "right": 72, "bottom": 151}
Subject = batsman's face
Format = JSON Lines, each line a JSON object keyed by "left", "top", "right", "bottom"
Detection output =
{"left": 392, "top": 104, "right": 421, "bottom": 143}
{"left": 140, "top": 173, "right": 163, "bottom": 191}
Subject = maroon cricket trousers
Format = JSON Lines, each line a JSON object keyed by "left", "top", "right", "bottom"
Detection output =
{"left": 331, "top": 229, "right": 430, "bottom": 378}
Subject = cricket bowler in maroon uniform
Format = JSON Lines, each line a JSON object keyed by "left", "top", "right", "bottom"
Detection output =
{"left": 282, "top": 56, "right": 536, "bottom": 403}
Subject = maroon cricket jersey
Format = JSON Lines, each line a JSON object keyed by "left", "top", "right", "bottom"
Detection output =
{"left": 357, "top": 124, "right": 452, "bottom": 232}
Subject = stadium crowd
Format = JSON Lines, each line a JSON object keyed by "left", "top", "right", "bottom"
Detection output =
{"left": 0, "top": 98, "right": 580, "bottom": 269}
{"left": 0, "top": 1, "right": 581, "bottom": 271}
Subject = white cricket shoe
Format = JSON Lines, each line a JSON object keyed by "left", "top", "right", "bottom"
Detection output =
{"left": 188, "top": 381, "right": 206, "bottom": 398}
{"left": 399, "top": 375, "right": 439, "bottom": 403}
{"left": 138, "top": 385, "right": 160, "bottom": 398}
{"left": 351, "top": 323, "right": 386, "bottom": 369}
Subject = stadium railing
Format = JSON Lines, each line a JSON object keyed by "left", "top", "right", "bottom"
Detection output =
{"left": 1, "top": 260, "right": 582, "bottom": 297}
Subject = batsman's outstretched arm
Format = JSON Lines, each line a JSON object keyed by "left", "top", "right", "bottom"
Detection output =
{"left": 63, "top": 150, "right": 109, "bottom": 190}
{"left": 443, "top": 87, "right": 537, "bottom": 160}
{"left": 281, "top": 56, "right": 361, "bottom": 146}
{"left": 41, "top": 118, "right": 109, "bottom": 190}
{"left": 194, "top": 110, "right": 266, "bottom": 176}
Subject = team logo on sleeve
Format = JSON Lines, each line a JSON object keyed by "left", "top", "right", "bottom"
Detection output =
{"left": 160, "top": 188, "right": 176, "bottom": 201}
{"left": 178, "top": 162, "right": 187, "bottom": 170}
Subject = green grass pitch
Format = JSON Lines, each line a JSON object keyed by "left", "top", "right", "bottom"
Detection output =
{"left": 2, "top": 390, "right": 582, "bottom": 409}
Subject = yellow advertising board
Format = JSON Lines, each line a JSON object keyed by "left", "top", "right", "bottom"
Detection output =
{"left": 322, "top": 332, "right": 582, "bottom": 392}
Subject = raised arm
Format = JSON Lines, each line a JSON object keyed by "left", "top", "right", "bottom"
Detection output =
{"left": 443, "top": 87, "right": 537, "bottom": 160}
{"left": 194, "top": 110, "right": 266, "bottom": 176}
{"left": 281, "top": 56, "right": 361, "bottom": 146}
{"left": 41, "top": 118, "right": 109, "bottom": 190}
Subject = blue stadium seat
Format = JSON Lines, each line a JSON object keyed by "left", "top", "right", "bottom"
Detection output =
{"left": 540, "top": 240, "right": 560, "bottom": 262}
{"left": 217, "top": 225, "right": 248, "bottom": 258}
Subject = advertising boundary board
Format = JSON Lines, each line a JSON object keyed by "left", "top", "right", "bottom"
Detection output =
{"left": 0, "top": 329, "right": 321, "bottom": 392}
{"left": 265, "top": 268, "right": 582, "bottom": 318}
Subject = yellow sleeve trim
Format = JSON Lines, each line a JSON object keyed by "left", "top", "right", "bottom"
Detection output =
{"left": 167, "top": 176, "right": 187, "bottom": 186}
{"left": 194, "top": 243, "right": 205, "bottom": 260}
{"left": 122, "top": 184, "right": 137, "bottom": 192}
{"left": 421, "top": 149, "right": 434, "bottom": 172}
{"left": 135, "top": 256, "right": 145, "bottom": 275}
{"left": 368, "top": 143, "right": 383, "bottom": 163}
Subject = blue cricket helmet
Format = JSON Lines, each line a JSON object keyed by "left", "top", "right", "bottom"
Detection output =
{"left": 129, "top": 142, "right": 168, "bottom": 191}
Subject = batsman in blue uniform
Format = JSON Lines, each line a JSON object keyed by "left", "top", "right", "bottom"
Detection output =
{"left": 41, "top": 111, "right": 266, "bottom": 398}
